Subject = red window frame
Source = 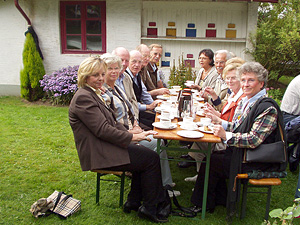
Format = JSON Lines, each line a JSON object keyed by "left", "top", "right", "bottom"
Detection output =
{"left": 60, "top": 1, "right": 106, "bottom": 54}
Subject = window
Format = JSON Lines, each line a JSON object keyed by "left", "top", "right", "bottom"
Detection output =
{"left": 60, "top": 1, "right": 106, "bottom": 54}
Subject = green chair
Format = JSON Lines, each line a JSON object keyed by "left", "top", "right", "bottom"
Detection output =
{"left": 237, "top": 174, "right": 282, "bottom": 220}
{"left": 91, "top": 170, "right": 125, "bottom": 207}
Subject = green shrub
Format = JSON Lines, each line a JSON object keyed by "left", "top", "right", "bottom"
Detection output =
{"left": 20, "top": 32, "right": 45, "bottom": 101}
{"left": 168, "top": 55, "right": 197, "bottom": 88}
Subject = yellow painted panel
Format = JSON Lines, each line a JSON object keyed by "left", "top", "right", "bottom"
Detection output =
{"left": 226, "top": 30, "right": 236, "bottom": 38}
{"left": 168, "top": 22, "right": 176, "bottom": 26}
{"left": 228, "top": 23, "right": 235, "bottom": 28}
{"left": 166, "top": 28, "right": 176, "bottom": 37}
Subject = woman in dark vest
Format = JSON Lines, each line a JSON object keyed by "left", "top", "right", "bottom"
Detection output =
{"left": 189, "top": 62, "right": 285, "bottom": 214}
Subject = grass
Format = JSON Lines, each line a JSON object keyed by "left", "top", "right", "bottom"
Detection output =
{"left": 0, "top": 96, "right": 299, "bottom": 225}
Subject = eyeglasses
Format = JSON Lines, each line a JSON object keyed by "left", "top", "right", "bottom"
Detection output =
{"left": 130, "top": 60, "right": 142, "bottom": 65}
{"left": 225, "top": 76, "right": 237, "bottom": 81}
{"left": 198, "top": 57, "right": 209, "bottom": 60}
{"left": 215, "top": 61, "right": 225, "bottom": 65}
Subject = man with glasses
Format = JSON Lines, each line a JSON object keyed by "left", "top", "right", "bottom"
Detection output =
{"left": 124, "top": 50, "right": 160, "bottom": 129}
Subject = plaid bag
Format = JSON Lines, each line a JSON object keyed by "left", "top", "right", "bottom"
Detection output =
{"left": 47, "top": 190, "right": 81, "bottom": 218}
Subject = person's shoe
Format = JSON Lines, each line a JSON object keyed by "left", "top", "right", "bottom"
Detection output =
{"left": 123, "top": 201, "right": 141, "bottom": 213}
{"left": 168, "top": 190, "right": 181, "bottom": 197}
{"left": 184, "top": 175, "right": 198, "bottom": 182}
{"left": 138, "top": 205, "right": 168, "bottom": 223}
{"left": 180, "top": 154, "right": 191, "bottom": 158}
{"left": 188, "top": 205, "right": 215, "bottom": 214}
{"left": 169, "top": 182, "right": 176, "bottom": 188}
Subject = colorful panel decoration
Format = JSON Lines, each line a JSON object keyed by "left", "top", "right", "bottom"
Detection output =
{"left": 187, "top": 54, "right": 193, "bottom": 58}
{"left": 185, "top": 60, "right": 195, "bottom": 68}
{"left": 161, "top": 61, "right": 170, "bottom": 67}
{"left": 168, "top": 22, "right": 176, "bottom": 26}
{"left": 147, "top": 28, "right": 157, "bottom": 37}
{"left": 188, "top": 23, "right": 195, "bottom": 28}
{"left": 186, "top": 29, "right": 196, "bottom": 37}
{"left": 166, "top": 28, "right": 176, "bottom": 37}
{"left": 165, "top": 52, "right": 171, "bottom": 57}
{"left": 208, "top": 23, "right": 215, "bottom": 28}
{"left": 226, "top": 30, "right": 236, "bottom": 38}
{"left": 206, "top": 30, "right": 216, "bottom": 37}
{"left": 228, "top": 23, "right": 235, "bottom": 28}
{"left": 149, "top": 22, "right": 156, "bottom": 26}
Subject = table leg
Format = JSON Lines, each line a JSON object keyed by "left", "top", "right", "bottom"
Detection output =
{"left": 156, "top": 138, "right": 161, "bottom": 154}
{"left": 201, "top": 142, "right": 211, "bottom": 219}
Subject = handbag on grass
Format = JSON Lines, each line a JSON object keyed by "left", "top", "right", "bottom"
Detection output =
{"left": 244, "top": 122, "right": 287, "bottom": 163}
{"left": 47, "top": 190, "right": 81, "bottom": 218}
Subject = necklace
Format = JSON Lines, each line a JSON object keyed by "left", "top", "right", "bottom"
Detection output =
{"left": 201, "top": 67, "right": 212, "bottom": 80}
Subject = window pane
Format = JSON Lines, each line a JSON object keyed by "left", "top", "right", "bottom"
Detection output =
{"left": 87, "top": 5, "right": 101, "bottom": 18}
{"left": 86, "top": 36, "right": 102, "bottom": 51}
{"left": 66, "top": 21, "right": 81, "bottom": 34}
{"left": 67, "top": 36, "right": 82, "bottom": 50}
{"left": 66, "top": 5, "right": 81, "bottom": 18}
{"left": 86, "top": 21, "right": 101, "bottom": 34}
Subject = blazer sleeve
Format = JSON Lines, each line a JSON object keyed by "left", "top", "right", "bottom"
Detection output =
{"left": 72, "top": 92, "right": 133, "bottom": 148}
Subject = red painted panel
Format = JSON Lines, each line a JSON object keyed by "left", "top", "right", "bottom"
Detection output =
{"left": 147, "top": 28, "right": 158, "bottom": 37}
{"left": 206, "top": 30, "right": 216, "bottom": 37}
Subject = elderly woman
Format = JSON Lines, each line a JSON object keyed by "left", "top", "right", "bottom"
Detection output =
{"left": 100, "top": 53, "right": 178, "bottom": 195}
{"left": 189, "top": 62, "right": 285, "bottom": 214}
{"left": 184, "top": 59, "right": 246, "bottom": 182}
{"left": 69, "top": 56, "right": 168, "bottom": 223}
{"left": 191, "top": 49, "right": 218, "bottom": 91}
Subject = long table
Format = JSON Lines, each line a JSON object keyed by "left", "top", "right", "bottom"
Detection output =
{"left": 153, "top": 115, "right": 221, "bottom": 219}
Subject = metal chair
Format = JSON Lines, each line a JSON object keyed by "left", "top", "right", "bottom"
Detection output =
{"left": 91, "top": 170, "right": 125, "bottom": 207}
{"left": 237, "top": 174, "right": 282, "bottom": 220}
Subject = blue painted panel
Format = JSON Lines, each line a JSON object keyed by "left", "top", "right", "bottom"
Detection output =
{"left": 188, "top": 23, "right": 195, "bottom": 28}
{"left": 161, "top": 61, "right": 170, "bottom": 67}
{"left": 186, "top": 29, "right": 196, "bottom": 37}
{"left": 165, "top": 52, "right": 171, "bottom": 57}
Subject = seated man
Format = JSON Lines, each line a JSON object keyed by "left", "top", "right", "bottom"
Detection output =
{"left": 123, "top": 50, "right": 161, "bottom": 129}
{"left": 136, "top": 44, "right": 169, "bottom": 98}
{"left": 146, "top": 44, "right": 167, "bottom": 88}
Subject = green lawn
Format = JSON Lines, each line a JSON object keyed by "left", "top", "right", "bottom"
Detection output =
{"left": 0, "top": 96, "right": 299, "bottom": 225}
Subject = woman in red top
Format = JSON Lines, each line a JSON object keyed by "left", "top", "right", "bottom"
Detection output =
{"left": 185, "top": 59, "right": 245, "bottom": 182}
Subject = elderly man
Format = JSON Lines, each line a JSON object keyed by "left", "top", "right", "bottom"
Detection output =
{"left": 146, "top": 44, "right": 166, "bottom": 88}
{"left": 112, "top": 47, "right": 140, "bottom": 119}
{"left": 124, "top": 50, "right": 160, "bottom": 129}
{"left": 137, "top": 44, "right": 169, "bottom": 98}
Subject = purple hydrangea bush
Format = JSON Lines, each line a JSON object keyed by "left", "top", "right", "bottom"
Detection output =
{"left": 40, "top": 65, "right": 79, "bottom": 105}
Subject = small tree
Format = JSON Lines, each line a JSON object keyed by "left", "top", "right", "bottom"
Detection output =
{"left": 168, "top": 55, "right": 196, "bottom": 87}
{"left": 20, "top": 32, "right": 45, "bottom": 101}
{"left": 245, "top": 0, "right": 300, "bottom": 86}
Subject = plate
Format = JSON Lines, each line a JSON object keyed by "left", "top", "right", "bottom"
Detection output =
{"left": 157, "top": 115, "right": 175, "bottom": 120}
{"left": 180, "top": 125, "right": 198, "bottom": 131}
{"left": 152, "top": 122, "right": 177, "bottom": 130}
{"left": 177, "top": 130, "right": 204, "bottom": 139}
{"left": 196, "top": 111, "right": 205, "bottom": 116}
{"left": 157, "top": 95, "right": 170, "bottom": 100}
{"left": 199, "top": 126, "right": 214, "bottom": 134}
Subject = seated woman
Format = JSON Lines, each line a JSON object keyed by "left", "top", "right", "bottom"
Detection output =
{"left": 69, "top": 56, "right": 168, "bottom": 223}
{"left": 184, "top": 59, "right": 246, "bottom": 182}
{"left": 201, "top": 57, "right": 245, "bottom": 112}
{"left": 189, "top": 62, "right": 285, "bottom": 214}
{"left": 190, "top": 49, "right": 218, "bottom": 91}
{"left": 100, "top": 53, "right": 178, "bottom": 195}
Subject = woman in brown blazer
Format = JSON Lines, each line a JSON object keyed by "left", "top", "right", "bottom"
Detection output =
{"left": 69, "top": 56, "right": 168, "bottom": 223}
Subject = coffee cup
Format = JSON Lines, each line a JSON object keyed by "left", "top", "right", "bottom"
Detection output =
{"left": 201, "top": 118, "right": 212, "bottom": 126}
{"left": 161, "top": 110, "right": 171, "bottom": 119}
{"left": 160, "top": 118, "right": 171, "bottom": 128}
{"left": 183, "top": 116, "right": 194, "bottom": 124}
{"left": 172, "top": 85, "right": 181, "bottom": 90}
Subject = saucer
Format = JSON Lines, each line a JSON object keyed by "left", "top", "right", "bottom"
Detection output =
{"left": 177, "top": 130, "right": 204, "bottom": 139}
{"left": 152, "top": 122, "right": 177, "bottom": 130}
{"left": 199, "top": 126, "right": 214, "bottom": 134}
{"left": 157, "top": 95, "right": 170, "bottom": 100}
{"left": 180, "top": 124, "right": 198, "bottom": 131}
{"left": 157, "top": 115, "right": 175, "bottom": 120}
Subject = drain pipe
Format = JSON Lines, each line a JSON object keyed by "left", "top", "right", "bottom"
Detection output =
{"left": 14, "top": 0, "right": 31, "bottom": 25}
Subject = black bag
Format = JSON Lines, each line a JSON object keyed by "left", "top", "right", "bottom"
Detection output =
{"left": 158, "top": 185, "right": 197, "bottom": 218}
{"left": 245, "top": 122, "right": 287, "bottom": 163}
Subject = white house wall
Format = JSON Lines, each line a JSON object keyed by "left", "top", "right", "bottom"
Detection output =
{"left": 0, "top": 0, "right": 142, "bottom": 96}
